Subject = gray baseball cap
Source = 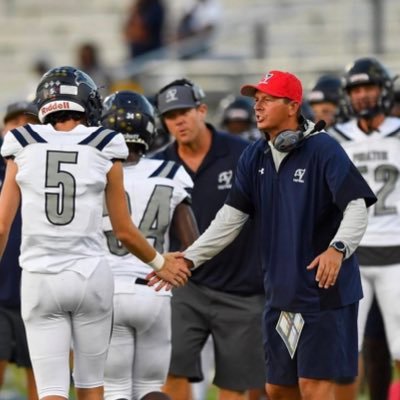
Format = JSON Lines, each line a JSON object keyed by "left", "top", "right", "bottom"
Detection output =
{"left": 4, "top": 100, "right": 38, "bottom": 124}
{"left": 157, "top": 85, "right": 199, "bottom": 115}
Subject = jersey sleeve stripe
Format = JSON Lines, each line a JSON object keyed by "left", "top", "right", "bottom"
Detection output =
{"left": 78, "top": 127, "right": 104, "bottom": 145}
{"left": 96, "top": 131, "right": 120, "bottom": 150}
{"left": 158, "top": 161, "right": 178, "bottom": 178}
{"left": 166, "top": 162, "right": 180, "bottom": 179}
{"left": 24, "top": 125, "right": 47, "bottom": 143}
{"left": 78, "top": 127, "right": 119, "bottom": 150}
{"left": 386, "top": 127, "right": 400, "bottom": 137}
{"left": 330, "top": 126, "right": 352, "bottom": 142}
{"left": 10, "top": 126, "right": 47, "bottom": 147}
{"left": 10, "top": 128, "right": 29, "bottom": 147}
{"left": 149, "top": 160, "right": 169, "bottom": 178}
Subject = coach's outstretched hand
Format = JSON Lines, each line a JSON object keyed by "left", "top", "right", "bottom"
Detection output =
{"left": 147, "top": 252, "right": 191, "bottom": 291}
{"left": 306, "top": 247, "right": 344, "bottom": 289}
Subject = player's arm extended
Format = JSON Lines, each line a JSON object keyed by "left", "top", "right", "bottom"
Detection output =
{"left": 147, "top": 204, "right": 248, "bottom": 289}
{"left": 184, "top": 203, "right": 249, "bottom": 269}
{"left": 105, "top": 161, "right": 190, "bottom": 285}
{"left": 0, "top": 160, "right": 20, "bottom": 259}
{"left": 170, "top": 202, "right": 200, "bottom": 249}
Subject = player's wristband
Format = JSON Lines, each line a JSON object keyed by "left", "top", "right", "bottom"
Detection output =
{"left": 148, "top": 252, "right": 165, "bottom": 271}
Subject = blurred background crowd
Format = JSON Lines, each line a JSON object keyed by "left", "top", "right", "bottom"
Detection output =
{"left": 0, "top": 0, "right": 399, "bottom": 125}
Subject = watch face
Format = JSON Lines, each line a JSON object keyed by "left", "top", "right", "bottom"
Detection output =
{"left": 333, "top": 241, "right": 346, "bottom": 252}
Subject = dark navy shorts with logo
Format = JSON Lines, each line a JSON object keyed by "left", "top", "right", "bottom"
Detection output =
{"left": 263, "top": 302, "right": 359, "bottom": 385}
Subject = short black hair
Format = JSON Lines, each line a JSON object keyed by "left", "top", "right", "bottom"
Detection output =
{"left": 45, "top": 111, "right": 86, "bottom": 126}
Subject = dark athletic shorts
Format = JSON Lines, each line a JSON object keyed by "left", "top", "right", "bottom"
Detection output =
{"left": 0, "top": 306, "right": 32, "bottom": 367}
{"left": 263, "top": 303, "right": 358, "bottom": 385}
{"left": 169, "top": 280, "right": 266, "bottom": 391}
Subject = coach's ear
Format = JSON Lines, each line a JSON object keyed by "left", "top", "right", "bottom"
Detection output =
{"left": 196, "top": 103, "right": 208, "bottom": 121}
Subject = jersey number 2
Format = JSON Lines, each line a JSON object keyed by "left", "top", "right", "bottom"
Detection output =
{"left": 358, "top": 164, "right": 399, "bottom": 216}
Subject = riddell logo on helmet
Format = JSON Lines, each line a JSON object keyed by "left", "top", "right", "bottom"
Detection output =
{"left": 41, "top": 101, "right": 70, "bottom": 116}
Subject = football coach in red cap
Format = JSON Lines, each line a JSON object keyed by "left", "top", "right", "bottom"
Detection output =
{"left": 150, "top": 70, "right": 377, "bottom": 400}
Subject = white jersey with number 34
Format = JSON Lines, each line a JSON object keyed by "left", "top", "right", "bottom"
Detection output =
{"left": 330, "top": 117, "right": 400, "bottom": 247}
{"left": 102, "top": 158, "right": 193, "bottom": 279}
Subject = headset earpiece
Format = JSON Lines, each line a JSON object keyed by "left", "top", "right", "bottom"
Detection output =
{"left": 273, "top": 129, "right": 304, "bottom": 153}
{"left": 272, "top": 118, "right": 326, "bottom": 152}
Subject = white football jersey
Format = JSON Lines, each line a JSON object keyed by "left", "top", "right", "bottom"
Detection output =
{"left": 330, "top": 117, "right": 400, "bottom": 247}
{"left": 102, "top": 158, "right": 193, "bottom": 280}
{"left": 1, "top": 123, "right": 128, "bottom": 275}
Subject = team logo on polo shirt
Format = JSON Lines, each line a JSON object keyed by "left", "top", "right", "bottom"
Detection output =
{"left": 218, "top": 170, "right": 233, "bottom": 190}
{"left": 293, "top": 168, "right": 306, "bottom": 183}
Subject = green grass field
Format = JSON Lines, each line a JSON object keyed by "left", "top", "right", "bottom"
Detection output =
{"left": 205, "top": 385, "right": 370, "bottom": 400}
{"left": 0, "top": 365, "right": 375, "bottom": 400}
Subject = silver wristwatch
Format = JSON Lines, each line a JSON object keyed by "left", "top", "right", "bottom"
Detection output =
{"left": 330, "top": 241, "right": 346, "bottom": 257}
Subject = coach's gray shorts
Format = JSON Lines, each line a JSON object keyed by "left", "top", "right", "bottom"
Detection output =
{"left": 0, "top": 306, "right": 31, "bottom": 367}
{"left": 169, "top": 280, "right": 266, "bottom": 391}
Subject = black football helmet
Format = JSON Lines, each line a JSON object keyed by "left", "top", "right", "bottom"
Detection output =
{"left": 221, "top": 96, "right": 255, "bottom": 126}
{"left": 342, "top": 57, "right": 395, "bottom": 118}
{"left": 307, "top": 74, "right": 349, "bottom": 123}
{"left": 35, "top": 66, "right": 102, "bottom": 126}
{"left": 101, "top": 91, "right": 156, "bottom": 152}
{"left": 308, "top": 75, "right": 342, "bottom": 105}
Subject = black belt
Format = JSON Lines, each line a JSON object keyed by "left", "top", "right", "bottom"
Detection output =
{"left": 135, "top": 278, "right": 149, "bottom": 285}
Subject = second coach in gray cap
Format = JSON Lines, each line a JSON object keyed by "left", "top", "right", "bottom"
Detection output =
{"left": 156, "top": 78, "right": 205, "bottom": 115}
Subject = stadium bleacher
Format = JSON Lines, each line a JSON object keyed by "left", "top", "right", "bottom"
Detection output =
{"left": 1, "top": 0, "right": 400, "bottom": 118}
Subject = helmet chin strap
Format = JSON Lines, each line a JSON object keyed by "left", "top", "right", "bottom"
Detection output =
{"left": 355, "top": 104, "right": 382, "bottom": 120}
{"left": 356, "top": 106, "right": 384, "bottom": 134}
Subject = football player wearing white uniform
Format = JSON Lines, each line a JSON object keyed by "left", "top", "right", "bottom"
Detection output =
{"left": 101, "top": 91, "right": 199, "bottom": 400}
{"left": 306, "top": 74, "right": 348, "bottom": 129}
{"left": 330, "top": 57, "right": 400, "bottom": 400}
{"left": 0, "top": 67, "right": 190, "bottom": 400}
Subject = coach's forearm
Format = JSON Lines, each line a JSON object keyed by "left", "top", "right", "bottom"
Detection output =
{"left": 331, "top": 198, "right": 368, "bottom": 259}
{"left": 184, "top": 204, "right": 249, "bottom": 269}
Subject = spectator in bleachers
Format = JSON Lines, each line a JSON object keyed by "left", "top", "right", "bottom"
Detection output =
{"left": 123, "top": 0, "right": 166, "bottom": 61}
{"left": 76, "top": 42, "right": 111, "bottom": 94}
{"left": 175, "top": 0, "right": 222, "bottom": 59}
{"left": 32, "top": 59, "right": 51, "bottom": 79}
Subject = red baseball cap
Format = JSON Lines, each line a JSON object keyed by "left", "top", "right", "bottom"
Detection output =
{"left": 240, "top": 70, "right": 303, "bottom": 103}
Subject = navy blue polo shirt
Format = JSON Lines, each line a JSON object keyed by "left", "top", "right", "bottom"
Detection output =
{"left": 226, "top": 132, "right": 377, "bottom": 311}
{"left": 153, "top": 124, "right": 264, "bottom": 295}
{"left": 0, "top": 156, "right": 22, "bottom": 309}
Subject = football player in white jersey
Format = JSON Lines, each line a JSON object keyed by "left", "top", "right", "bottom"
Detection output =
{"left": 100, "top": 90, "right": 199, "bottom": 400}
{"left": 330, "top": 57, "right": 400, "bottom": 400}
{"left": 0, "top": 66, "right": 191, "bottom": 400}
